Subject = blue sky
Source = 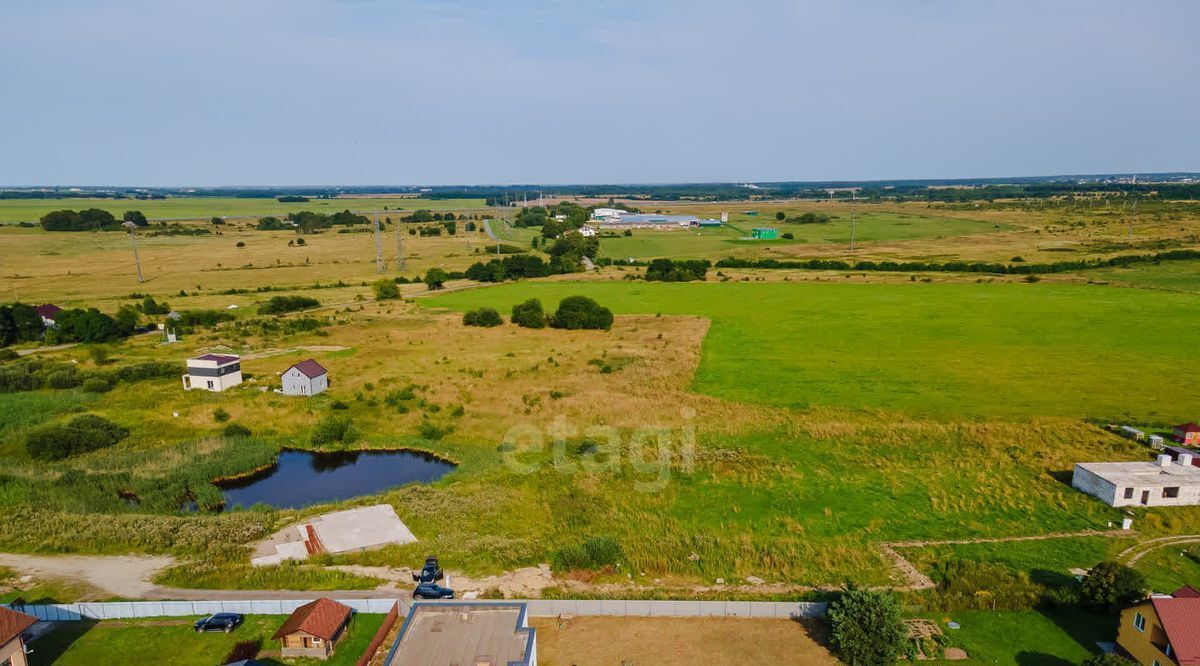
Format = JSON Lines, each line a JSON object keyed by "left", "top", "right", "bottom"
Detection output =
{"left": 1, "top": 0, "right": 1196, "bottom": 186}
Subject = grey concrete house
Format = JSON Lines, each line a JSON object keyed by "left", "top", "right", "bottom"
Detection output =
{"left": 282, "top": 359, "right": 328, "bottom": 397}
{"left": 1072, "top": 453, "right": 1200, "bottom": 507}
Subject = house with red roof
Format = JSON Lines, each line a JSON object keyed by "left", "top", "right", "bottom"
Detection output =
{"left": 0, "top": 606, "right": 38, "bottom": 666}
{"left": 1118, "top": 586, "right": 1200, "bottom": 665}
{"left": 272, "top": 598, "right": 353, "bottom": 660}
{"left": 1172, "top": 423, "right": 1200, "bottom": 446}
{"left": 281, "top": 359, "right": 328, "bottom": 397}
{"left": 182, "top": 353, "right": 242, "bottom": 392}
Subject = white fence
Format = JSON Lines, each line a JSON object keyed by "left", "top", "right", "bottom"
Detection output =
{"left": 8, "top": 597, "right": 826, "bottom": 622}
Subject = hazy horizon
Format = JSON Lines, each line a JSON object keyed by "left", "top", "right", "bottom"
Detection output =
{"left": 2, "top": 0, "right": 1197, "bottom": 186}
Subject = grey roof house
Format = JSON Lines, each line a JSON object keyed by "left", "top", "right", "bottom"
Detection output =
{"left": 282, "top": 359, "right": 328, "bottom": 397}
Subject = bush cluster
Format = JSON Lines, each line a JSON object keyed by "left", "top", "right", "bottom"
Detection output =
{"left": 462, "top": 307, "right": 503, "bottom": 327}
{"left": 644, "top": 258, "right": 710, "bottom": 282}
{"left": 258, "top": 295, "right": 319, "bottom": 315}
{"left": 0, "top": 358, "right": 179, "bottom": 394}
{"left": 550, "top": 296, "right": 613, "bottom": 331}
{"left": 26, "top": 414, "right": 129, "bottom": 461}
{"left": 510, "top": 299, "right": 546, "bottom": 329}
{"left": 311, "top": 415, "right": 359, "bottom": 445}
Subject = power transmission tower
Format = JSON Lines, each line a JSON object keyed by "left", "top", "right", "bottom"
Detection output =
{"left": 123, "top": 222, "right": 144, "bottom": 283}
{"left": 373, "top": 211, "right": 385, "bottom": 273}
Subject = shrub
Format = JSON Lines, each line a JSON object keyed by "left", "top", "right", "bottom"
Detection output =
{"left": 45, "top": 369, "right": 81, "bottom": 389}
{"left": 424, "top": 268, "right": 448, "bottom": 290}
{"left": 26, "top": 414, "right": 129, "bottom": 461}
{"left": 828, "top": 587, "right": 907, "bottom": 666}
{"left": 551, "top": 296, "right": 613, "bottom": 331}
{"left": 417, "top": 419, "right": 453, "bottom": 441}
{"left": 213, "top": 407, "right": 231, "bottom": 423}
{"left": 511, "top": 298, "right": 546, "bottom": 329}
{"left": 925, "top": 560, "right": 1041, "bottom": 611}
{"left": 81, "top": 377, "right": 112, "bottom": 393}
{"left": 223, "top": 423, "right": 252, "bottom": 438}
{"left": 644, "top": 258, "right": 709, "bottom": 282}
{"left": 553, "top": 536, "right": 623, "bottom": 570}
{"left": 463, "top": 307, "right": 503, "bottom": 327}
{"left": 373, "top": 279, "right": 401, "bottom": 300}
{"left": 258, "top": 295, "right": 319, "bottom": 315}
{"left": 311, "top": 415, "right": 359, "bottom": 445}
{"left": 1081, "top": 561, "right": 1147, "bottom": 609}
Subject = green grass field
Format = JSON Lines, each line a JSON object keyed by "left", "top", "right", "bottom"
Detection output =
{"left": 0, "top": 196, "right": 487, "bottom": 222}
{"left": 427, "top": 280, "right": 1200, "bottom": 420}
{"left": 1083, "top": 259, "right": 1200, "bottom": 293}
{"left": 29, "top": 613, "right": 387, "bottom": 666}
{"left": 925, "top": 610, "right": 1113, "bottom": 665}
{"left": 591, "top": 212, "right": 1007, "bottom": 260}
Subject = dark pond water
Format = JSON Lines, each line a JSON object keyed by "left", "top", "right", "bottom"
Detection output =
{"left": 215, "top": 449, "right": 455, "bottom": 510}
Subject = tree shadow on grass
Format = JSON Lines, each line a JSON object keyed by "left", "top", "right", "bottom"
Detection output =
{"left": 1039, "top": 608, "right": 1116, "bottom": 658}
{"left": 1015, "top": 652, "right": 1075, "bottom": 666}
{"left": 26, "top": 620, "right": 98, "bottom": 666}
{"left": 1030, "top": 568, "right": 1079, "bottom": 590}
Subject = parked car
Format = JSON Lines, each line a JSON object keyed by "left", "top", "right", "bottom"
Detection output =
{"left": 411, "top": 556, "right": 444, "bottom": 584}
{"left": 413, "top": 583, "right": 455, "bottom": 600}
{"left": 194, "top": 612, "right": 244, "bottom": 633}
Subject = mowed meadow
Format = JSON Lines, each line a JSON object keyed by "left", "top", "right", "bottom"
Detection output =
{"left": 427, "top": 280, "right": 1200, "bottom": 421}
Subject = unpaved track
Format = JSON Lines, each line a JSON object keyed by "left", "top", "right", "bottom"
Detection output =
{"left": 1118, "top": 534, "right": 1200, "bottom": 566}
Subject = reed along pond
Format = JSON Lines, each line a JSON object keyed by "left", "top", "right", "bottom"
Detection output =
{"left": 215, "top": 449, "right": 455, "bottom": 510}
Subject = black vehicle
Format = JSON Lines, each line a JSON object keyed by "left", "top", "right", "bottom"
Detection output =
{"left": 412, "top": 582, "right": 455, "bottom": 600}
{"left": 411, "top": 556, "right": 444, "bottom": 584}
{"left": 194, "top": 612, "right": 244, "bottom": 633}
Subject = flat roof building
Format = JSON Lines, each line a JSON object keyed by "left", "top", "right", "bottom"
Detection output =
{"left": 1073, "top": 454, "right": 1200, "bottom": 507}
{"left": 597, "top": 213, "right": 698, "bottom": 228}
{"left": 182, "top": 353, "right": 242, "bottom": 392}
{"left": 384, "top": 602, "right": 535, "bottom": 666}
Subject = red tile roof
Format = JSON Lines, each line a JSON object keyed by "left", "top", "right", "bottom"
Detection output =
{"left": 0, "top": 606, "right": 37, "bottom": 646}
{"left": 1175, "top": 423, "right": 1200, "bottom": 433}
{"left": 1153, "top": 595, "right": 1200, "bottom": 666}
{"left": 1174, "top": 585, "right": 1200, "bottom": 598}
{"left": 272, "top": 598, "right": 352, "bottom": 641}
{"left": 192, "top": 353, "right": 240, "bottom": 364}
{"left": 36, "top": 304, "right": 61, "bottom": 319}
{"left": 288, "top": 359, "right": 327, "bottom": 379}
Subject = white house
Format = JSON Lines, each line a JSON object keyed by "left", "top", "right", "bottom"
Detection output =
{"left": 1072, "top": 454, "right": 1200, "bottom": 507}
{"left": 36, "top": 304, "right": 62, "bottom": 327}
{"left": 182, "top": 353, "right": 242, "bottom": 392}
{"left": 281, "top": 359, "right": 328, "bottom": 397}
{"left": 576, "top": 226, "right": 597, "bottom": 237}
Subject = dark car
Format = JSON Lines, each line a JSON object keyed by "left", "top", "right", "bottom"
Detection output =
{"left": 194, "top": 612, "right": 244, "bottom": 633}
{"left": 411, "top": 556, "right": 444, "bottom": 584}
{"left": 412, "top": 583, "right": 455, "bottom": 600}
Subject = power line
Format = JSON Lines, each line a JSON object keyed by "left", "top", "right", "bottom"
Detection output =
{"left": 373, "top": 210, "right": 385, "bottom": 273}
{"left": 123, "top": 221, "right": 144, "bottom": 283}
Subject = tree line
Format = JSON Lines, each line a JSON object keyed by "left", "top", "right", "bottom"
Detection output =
{"left": 714, "top": 249, "right": 1200, "bottom": 275}
{"left": 39, "top": 209, "right": 147, "bottom": 231}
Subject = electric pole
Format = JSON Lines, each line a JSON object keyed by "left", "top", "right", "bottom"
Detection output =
{"left": 848, "top": 190, "right": 858, "bottom": 252}
{"left": 123, "top": 221, "right": 144, "bottom": 283}
{"left": 374, "top": 210, "right": 385, "bottom": 273}
{"left": 395, "top": 215, "right": 405, "bottom": 271}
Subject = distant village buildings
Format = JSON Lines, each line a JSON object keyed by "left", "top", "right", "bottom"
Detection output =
{"left": 589, "top": 209, "right": 722, "bottom": 229}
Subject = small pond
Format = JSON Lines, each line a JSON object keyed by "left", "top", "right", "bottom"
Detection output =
{"left": 215, "top": 449, "right": 455, "bottom": 510}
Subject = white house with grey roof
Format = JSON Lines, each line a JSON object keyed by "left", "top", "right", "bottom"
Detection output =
{"left": 281, "top": 359, "right": 328, "bottom": 397}
{"left": 182, "top": 353, "right": 242, "bottom": 392}
{"left": 1072, "top": 453, "right": 1200, "bottom": 507}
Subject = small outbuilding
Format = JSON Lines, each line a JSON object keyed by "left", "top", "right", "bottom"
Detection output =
{"left": 272, "top": 598, "right": 353, "bottom": 661}
{"left": 1172, "top": 423, "right": 1200, "bottom": 446}
{"left": 0, "top": 606, "right": 38, "bottom": 666}
{"left": 282, "top": 359, "right": 328, "bottom": 397}
{"left": 182, "top": 353, "right": 242, "bottom": 392}
{"left": 751, "top": 228, "right": 778, "bottom": 240}
{"left": 36, "top": 304, "right": 61, "bottom": 327}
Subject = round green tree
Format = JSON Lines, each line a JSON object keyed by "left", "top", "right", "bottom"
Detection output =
{"left": 828, "top": 588, "right": 907, "bottom": 666}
